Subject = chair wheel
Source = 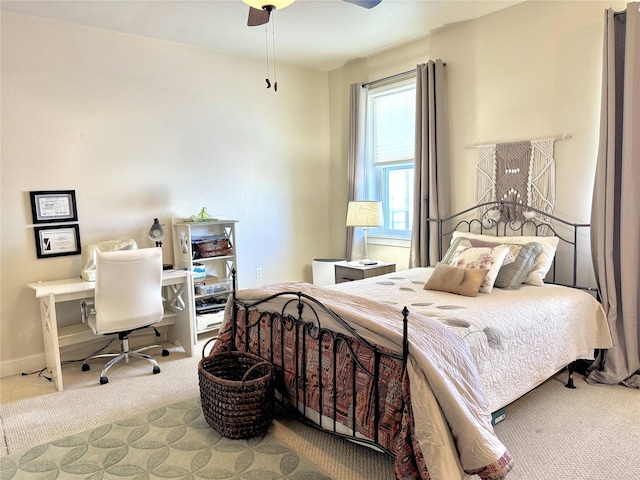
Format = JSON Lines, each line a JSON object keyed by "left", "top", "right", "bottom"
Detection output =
{"left": 82, "top": 364, "right": 90, "bottom": 372}
{"left": 153, "top": 366, "right": 161, "bottom": 374}
{"left": 100, "top": 376, "right": 109, "bottom": 385}
{"left": 162, "top": 349, "right": 170, "bottom": 357}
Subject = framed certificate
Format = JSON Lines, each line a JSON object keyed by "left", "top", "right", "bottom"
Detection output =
{"left": 34, "top": 225, "right": 82, "bottom": 258}
{"left": 30, "top": 190, "right": 78, "bottom": 224}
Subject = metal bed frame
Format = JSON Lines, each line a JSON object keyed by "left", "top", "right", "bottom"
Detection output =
{"left": 223, "top": 201, "right": 597, "bottom": 458}
{"left": 229, "top": 279, "right": 410, "bottom": 454}
{"left": 429, "top": 200, "right": 596, "bottom": 293}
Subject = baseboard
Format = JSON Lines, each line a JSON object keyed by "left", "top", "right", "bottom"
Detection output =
{"left": 0, "top": 352, "right": 46, "bottom": 378}
{"left": 0, "top": 327, "right": 171, "bottom": 379}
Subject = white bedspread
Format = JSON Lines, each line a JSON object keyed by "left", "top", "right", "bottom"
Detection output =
{"left": 329, "top": 267, "right": 613, "bottom": 411}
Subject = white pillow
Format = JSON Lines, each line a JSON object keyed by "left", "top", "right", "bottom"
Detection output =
{"left": 451, "top": 231, "right": 559, "bottom": 286}
{"left": 446, "top": 242, "right": 510, "bottom": 294}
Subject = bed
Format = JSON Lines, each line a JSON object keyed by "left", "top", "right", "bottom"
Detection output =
{"left": 208, "top": 201, "right": 612, "bottom": 480}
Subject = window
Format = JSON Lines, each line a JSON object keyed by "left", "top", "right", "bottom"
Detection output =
{"left": 366, "top": 79, "right": 416, "bottom": 239}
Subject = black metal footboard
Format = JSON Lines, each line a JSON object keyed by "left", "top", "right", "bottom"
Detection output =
{"left": 228, "top": 273, "right": 410, "bottom": 455}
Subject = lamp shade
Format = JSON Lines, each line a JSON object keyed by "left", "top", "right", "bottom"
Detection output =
{"left": 346, "top": 201, "right": 383, "bottom": 227}
{"left": 148, "top": 218, "right": 165, "bottom": 243}
{"left": 243, "top": 0, "right": 295, "bottom": 10}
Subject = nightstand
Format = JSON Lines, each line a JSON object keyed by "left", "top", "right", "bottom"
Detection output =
{"left": 335, "top": 262, "right": 396, "bottom": 284}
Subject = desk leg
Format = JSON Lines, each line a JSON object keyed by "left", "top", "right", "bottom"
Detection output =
{"left": 164, "top": 280, "right": 195, "bottom": 357}
{"left": 40, "top": 293, "right": 64, "bottom": 391}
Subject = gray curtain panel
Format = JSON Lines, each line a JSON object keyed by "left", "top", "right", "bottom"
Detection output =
{"left": 346, "top": 83, "right": 368, "bottom": 261}
{"left": 587, "top": 3, "right": 640, "bottom": 388}
{"left": 409, "top": 60, "right": 449, "bottom": 268}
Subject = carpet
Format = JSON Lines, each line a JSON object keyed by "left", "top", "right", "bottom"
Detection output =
{"left": 0, "top": 397, "right": 331, "bottom": 480}
{"left": 3, "top": 338, "right": 637, "bottom": 480}
{"left": 0, "top": 341, "right": 395, "bottom": 480}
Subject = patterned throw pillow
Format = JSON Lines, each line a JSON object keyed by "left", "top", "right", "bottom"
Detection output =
{"left": 424, "top": 262, "right": 489, "bottom": 297}
{"left": 441, "top": 236, "right": 471, "bottom": 265}
{"left": 456, "top": 238, "right": 543, "bottom": 289}
{"left": 493, "top": 242, "right": 542, "bottom": 289}
{"left": 451, "top": 232, "right": 558, "bottom": 286}
{"left": 445, "top": 241, "right": 510, "bottom": 294}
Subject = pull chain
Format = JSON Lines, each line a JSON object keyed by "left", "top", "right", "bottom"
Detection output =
{"left": 264, "top": 22, "right": 271, "bottom": 88}
{"left": 271, "top": 12, "right": 277, "bottom": 91}
{"left": 263, "top": 10, "right": 278, "bottom": 91}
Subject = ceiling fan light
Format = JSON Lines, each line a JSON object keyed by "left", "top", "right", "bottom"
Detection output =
{"left": 243, "top": 0, "right": 295, "bottom": 11}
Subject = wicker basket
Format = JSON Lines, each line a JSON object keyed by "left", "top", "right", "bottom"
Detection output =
{"left": 198, "top": 350, "right": 275, "bottom": 439}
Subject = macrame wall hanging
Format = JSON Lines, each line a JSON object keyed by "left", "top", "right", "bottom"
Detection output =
{"left": 476, "top": 137, "right": 557, "bottom": 222}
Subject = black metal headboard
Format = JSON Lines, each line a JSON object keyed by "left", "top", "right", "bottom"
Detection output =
{"left": 428, "top": 201, "right": 596, "bottom": 294}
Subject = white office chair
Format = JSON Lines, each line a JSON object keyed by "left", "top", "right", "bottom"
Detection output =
{"left": 80, "top": 248, "right": 169, "bottom": 385}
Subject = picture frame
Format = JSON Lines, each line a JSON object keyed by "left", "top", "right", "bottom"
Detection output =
{"left": 34, "top": 224, "right": 82, "bottom": 258}
{"left": 30, "top": 190, "right": 78, "bottom": 224}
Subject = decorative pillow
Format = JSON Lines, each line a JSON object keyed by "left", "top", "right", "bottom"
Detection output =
{"left": 451, "top": 231, "right": 559, "bottom": 286}
{"left": 441, "top": 236, "right": 469, "bottom": 265}
{"left": 444, "top": 242, "right": 510, "bottom": 294}
{"left": 494, "top": 242, "right": 542, "bottom": 289}
{"left": 424, "top": 263, "right": 489, "bottom": 297}
{"left": 460, "top": 239, "right": 543, "bottom": 289}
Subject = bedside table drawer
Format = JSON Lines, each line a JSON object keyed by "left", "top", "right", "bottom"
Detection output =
{"left": 335, "top": 265, "right": 365, "bottom": 283}
{"left": 335, "top": 263, "right": 396, "bottom": 284}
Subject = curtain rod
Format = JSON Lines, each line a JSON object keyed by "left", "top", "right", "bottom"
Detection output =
{"left": 362, "top": 69, "right": 416, "bottom": 88}
{"left": 466, "top": 134, "right": 572, "bottom": 149}
{"left": 362, "top": 63, "right": 447, "bottom": 88}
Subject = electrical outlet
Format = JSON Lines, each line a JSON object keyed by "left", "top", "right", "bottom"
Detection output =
{"left": 256, "top": 267, "right": 263, "bottom": 278}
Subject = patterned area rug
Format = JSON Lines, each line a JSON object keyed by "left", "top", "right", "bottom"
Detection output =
{"left": 0, "top": 397, "right": 330, "bottom": 480}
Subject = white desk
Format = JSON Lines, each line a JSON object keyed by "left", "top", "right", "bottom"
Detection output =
{"left": 27, "top": 270, "right": 196, "bottom": 391}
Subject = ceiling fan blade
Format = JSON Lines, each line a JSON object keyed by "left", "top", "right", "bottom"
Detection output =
{"left": 342, "top": 0, "right": 382, "bottom": 8}
{"left": 247, "top": 6, "right": 270, "bottom": 26}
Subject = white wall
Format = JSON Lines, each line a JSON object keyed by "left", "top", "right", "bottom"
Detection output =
{"left": 0, "top": 12, "right": 332, "bottom": 374}
{"left": 329, "top": 0, "right": 627, "bottom": 272}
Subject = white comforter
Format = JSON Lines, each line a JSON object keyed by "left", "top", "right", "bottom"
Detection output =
{"left": 329, "top": 267, "right": 613, "bottom": 411}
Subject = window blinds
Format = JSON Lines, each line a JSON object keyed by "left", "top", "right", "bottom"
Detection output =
{"left": 369, "top": 83, "right": 416, "bottom": 164}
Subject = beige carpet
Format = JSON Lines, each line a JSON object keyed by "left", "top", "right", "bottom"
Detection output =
{"left": 492, "top": 373, "right": 639, "bottom": 479}
{"left": 1, "top": 337, "right": 638, "bottom": 479}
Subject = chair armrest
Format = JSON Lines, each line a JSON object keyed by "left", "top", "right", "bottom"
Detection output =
{"left": 80, "top": 299, "right": 95, "bottom": 324}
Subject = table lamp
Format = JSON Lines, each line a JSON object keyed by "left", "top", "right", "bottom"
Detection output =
{"left": 148, "top": 218, "right": 173, "bottom": 270}
{"left": 148, "top": 218, "right": 165, "bottom": 247}
{"left": 346, "top": 201, "right": 383, "bottom": 264}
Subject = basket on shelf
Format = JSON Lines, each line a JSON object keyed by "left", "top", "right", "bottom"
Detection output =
{"left": 198, "top": 347, "right": 275, "bottom": 439}
{"left": 192, "top": 235, "right": 232, "bottom": 259}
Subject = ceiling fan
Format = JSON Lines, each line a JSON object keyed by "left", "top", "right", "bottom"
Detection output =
{"left": 243, "top": 0, "right": 382, "bottom": 27}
